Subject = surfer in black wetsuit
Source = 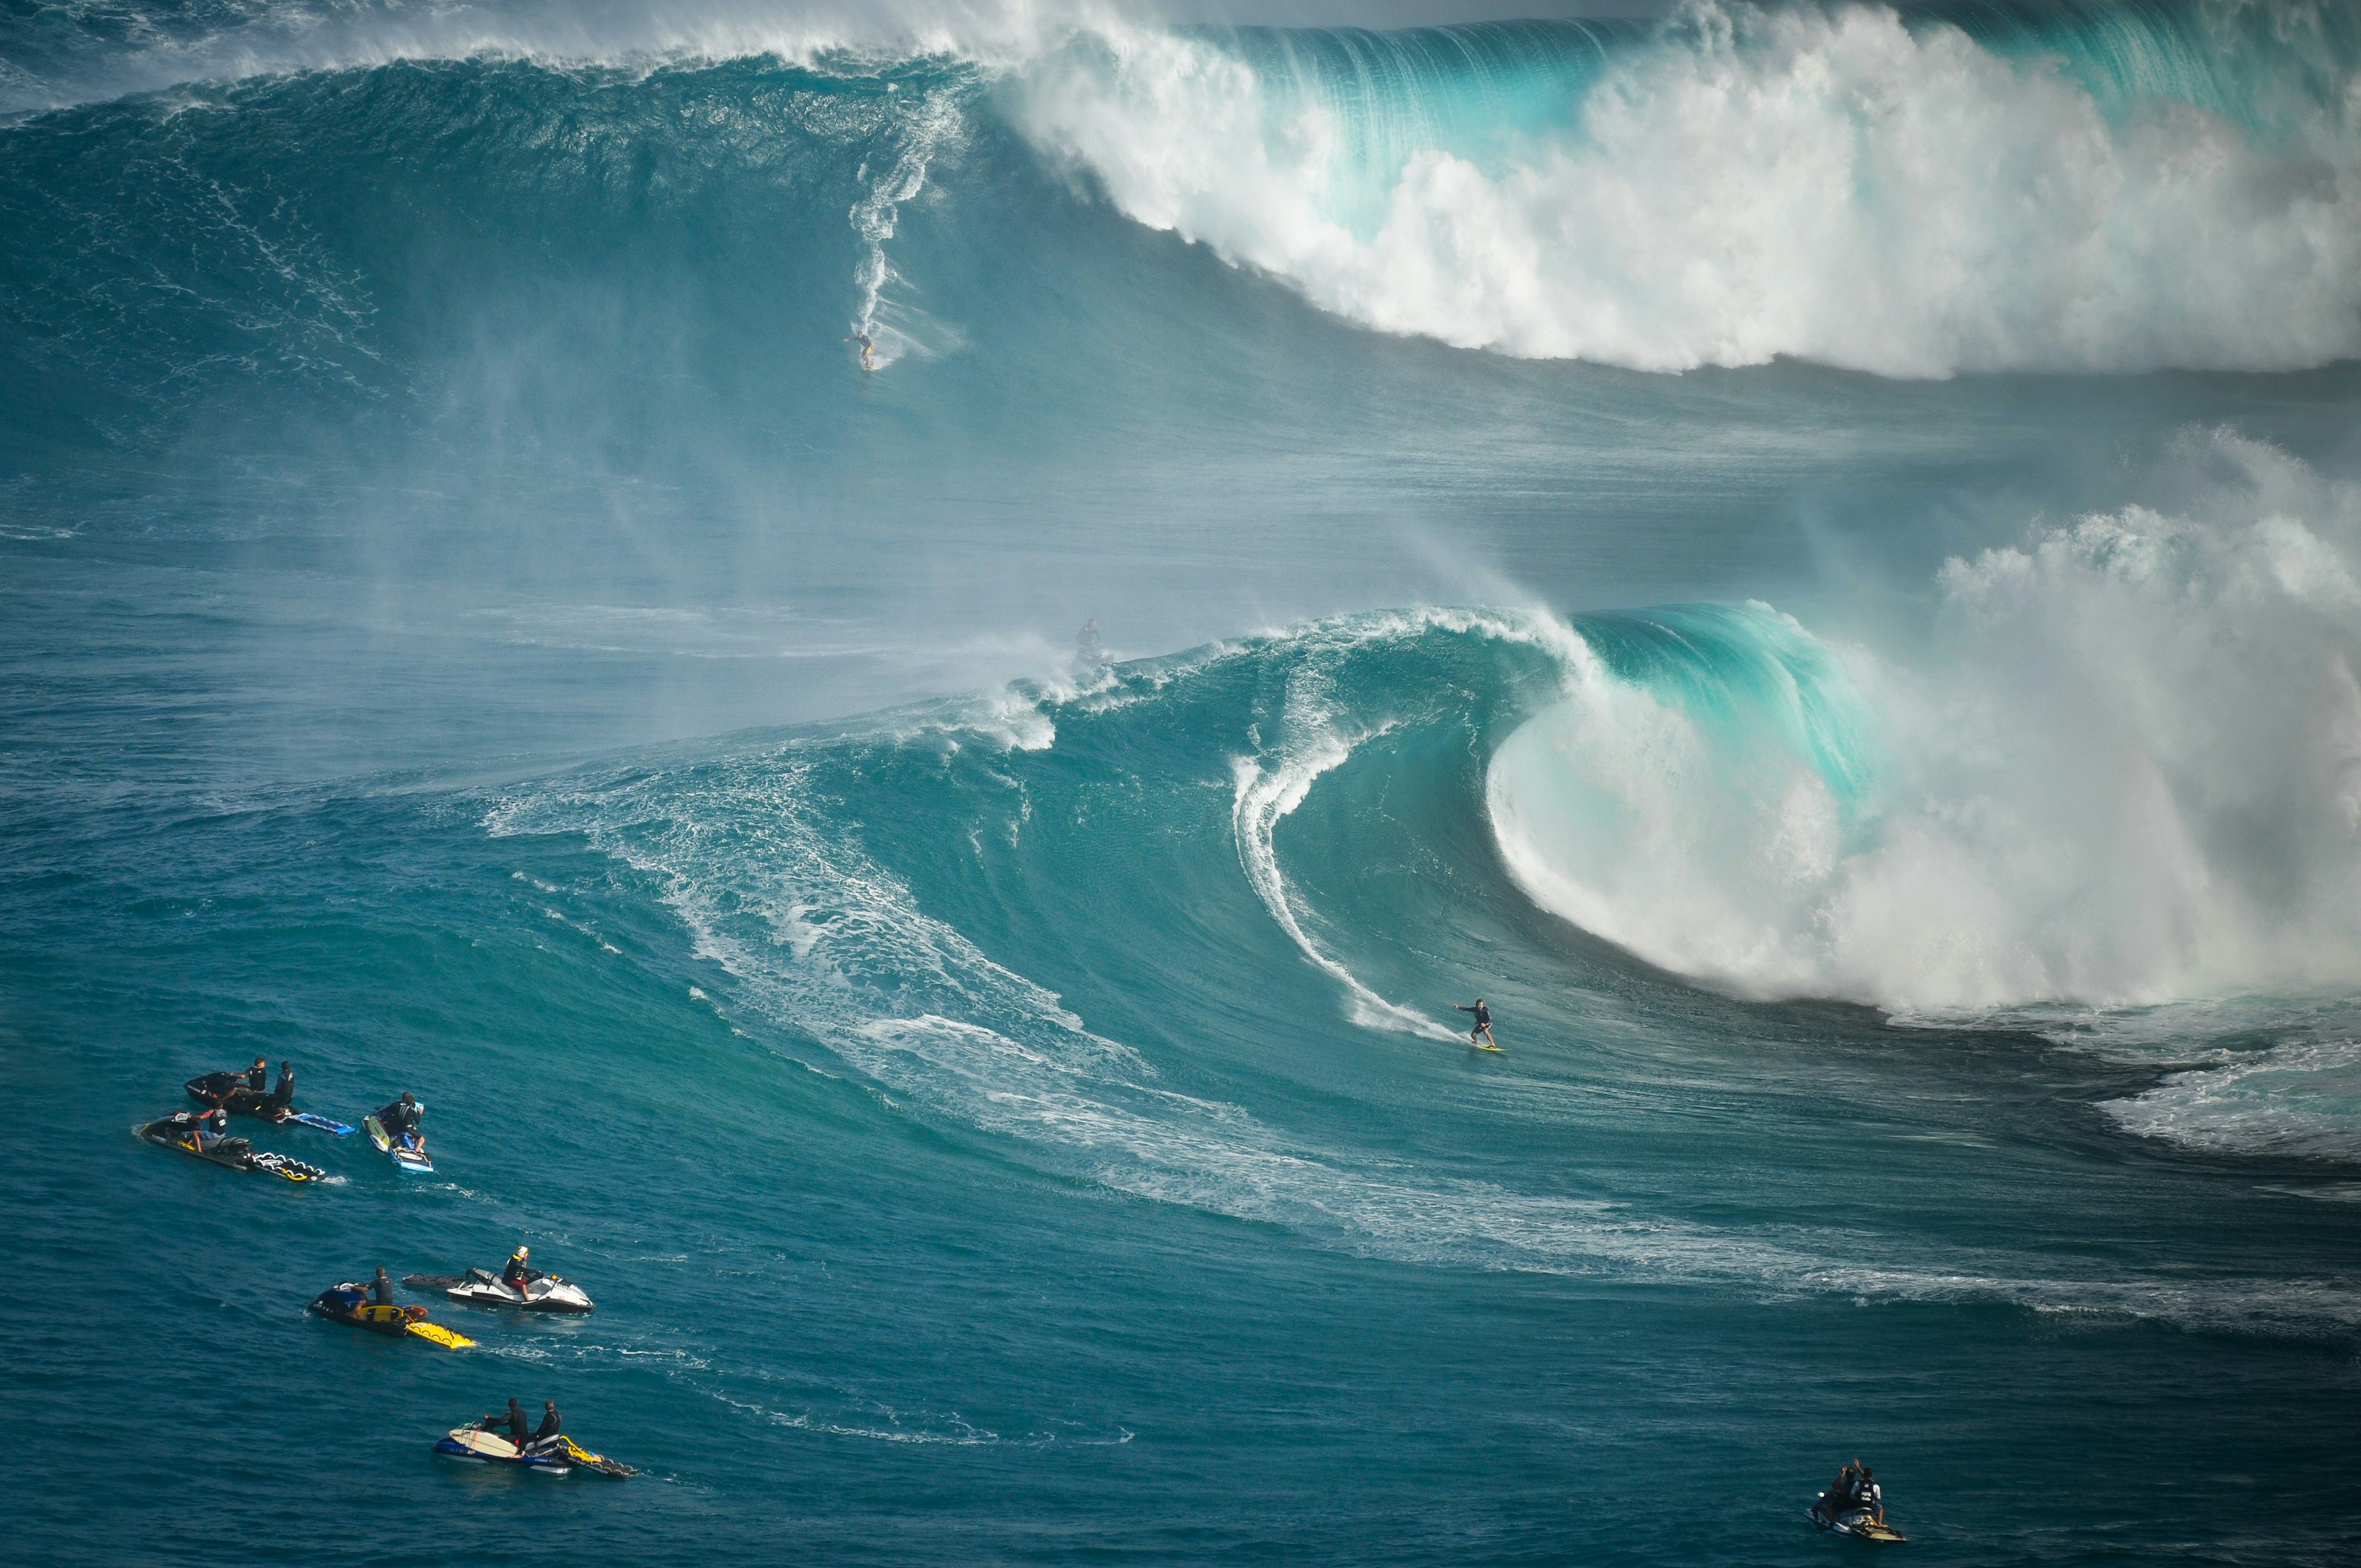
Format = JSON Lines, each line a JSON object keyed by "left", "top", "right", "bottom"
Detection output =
{"left": 1455, "top": 999, "right": 1495, "bottom": 1047}
{"left": 844, "top": 330, "right": 874, "bottom": 371}
{"left": 479, "top": 1398, "right": 533, "bottom": 1447}
{"left": 370, "top": 1266, "right": 395, "bottom": 1307}
{"left": 374, "top": 1092, "right": 422, "bottom": 1144}
{"left": 267, "top": 1060, "right": 296, "bottom": 1114}
{"left": 529, "top": 1401, "right": 563, "bottom": 1451}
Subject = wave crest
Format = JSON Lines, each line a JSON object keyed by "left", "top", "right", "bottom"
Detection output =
{"left": 1011, "top": 3, "right": 2361, "bottom": 375}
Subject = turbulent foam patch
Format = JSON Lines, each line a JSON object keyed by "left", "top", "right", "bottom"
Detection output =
{"left": 2105, "top": 1035, "right": 2361, "bottom": 1161}
{"left": 1490, "top": 430, "right": 2361, "bottom": 1013}
{"left": 1011, "top": 4, "right": 2361, "bottom": 375}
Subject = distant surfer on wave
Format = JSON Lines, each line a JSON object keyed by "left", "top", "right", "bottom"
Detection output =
{"left": 1456, "top": 998, "right": 1495, "bottom": 1048}
{"left": 844, "top": 328, "right": 874, "bottom": 371}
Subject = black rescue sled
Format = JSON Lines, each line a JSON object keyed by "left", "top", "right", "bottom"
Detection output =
{"left": 139, "top": 1114, "right": 325, "bottom": 1183}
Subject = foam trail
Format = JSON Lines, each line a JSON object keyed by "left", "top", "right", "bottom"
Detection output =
{"left": 848, "top": 84, "right": 970, "bottom": 368}
{"left": 1225, "top": 609, "right": 1596, "bottom": 1041}
{"left": 1232, "top": 725, "right": 1458, "bottom": 1041}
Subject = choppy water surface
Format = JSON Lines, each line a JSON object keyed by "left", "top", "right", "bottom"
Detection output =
{"left": 6, "top": 2, "right": 2361, "bottom": 1562}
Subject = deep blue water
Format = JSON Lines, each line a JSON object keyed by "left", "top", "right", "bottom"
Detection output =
{"left": 7, "top": 2, "right": 2361, "bottom": 1563}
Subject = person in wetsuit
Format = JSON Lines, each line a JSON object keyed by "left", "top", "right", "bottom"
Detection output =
{"left": 528, "top": 1401, "right": 563, "bottom": 1452}
{"left": 844, "top": 330, "right": 874, "bottom": 371}
{"left": 374, "top": 1092, "right": 422, "bottom": 1146}
{"left": 1455, "top": 999, "right": 1496, "bottom": 1047}
{"left": 267, "top": 1060, "right": 296, "bottom": 1114}
{"left": 479, "top": 1398, "right": 533, "bottom": 1447}
{"left": 370, "top": 1266, "right": 395, "bottom": 1307}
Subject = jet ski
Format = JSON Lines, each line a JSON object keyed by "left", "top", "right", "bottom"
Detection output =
{"left": 1810, "top": 1491, "right": 1907, "bottom": 1543}
{"left": 184, "top": 1073, "right": 355, "bottom": 1134}
{"left": 363, "top": 1114, "right": 433, "bottom": 1174}
{"left": 138, "top": 1114, "right": 325, "bottom": 1183}
{"left": 403, "top": 1267, "right": 595, "bottom": 1313}
{"left": 310, "top": 1285, "right": 473, "bottom": 1348}
{"left": 435, "top": 1426, "right": 572, "bottom": 1472}
{"left": 184, "top": 1072, "right": 271, "bottom": 1113}
{"left": 433, "top": 1426, "right": 635, "bottom": 1478}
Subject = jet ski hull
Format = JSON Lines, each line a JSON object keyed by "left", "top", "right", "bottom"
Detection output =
{"left": 413, "top": 1266, "right": 595, "bottom": 1313}
{"left": 139, "top": 1117, "right": 325, "bottom": 1183}
{"left": 1810, "top": 1495, "right": 1907, "bottom": 1543}
{"left": 309, "top": 1288, "right": 472, "bottom": 1347}
{"left": 363, "top": 1114, "right": 435, "bottom": 1174}
{"left": 435, "top": 1427, "right": 572, "bottom": 1472}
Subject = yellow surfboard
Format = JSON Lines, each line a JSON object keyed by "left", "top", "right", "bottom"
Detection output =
{"left": 406, "top": 1320, "right": 475, "bottom": 1350}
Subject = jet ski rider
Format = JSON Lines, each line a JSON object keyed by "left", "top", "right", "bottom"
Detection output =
{"left": 266, "top": 1060, "right": 296, "bottom": 1114}
{"left": 192, "top": 1107, "right": 231, "bottom": 1151}
{"left": 1828, "top": 1462, "right": 1857, "bottom": 1510}
{"left": 370, "top": 1266, "right": 395, "bottom": 1307}
{"left": 374, "top": 1091, "right": 424, "bottom": 1146}
{"left": 529, "top": 1401, "right": 563, "bottom": 1452}
{"left": 245, "top": 1057, "right": 269, "bottom": 1094}
{"left": 478, "top": 1398, "right": 533, "bottom": 1447}
{"left": 502, "top": 1246, "right": 544, "bottom": 1293}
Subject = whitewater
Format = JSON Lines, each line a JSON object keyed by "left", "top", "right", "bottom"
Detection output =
{"left": 5, "top": 1, "right": 2361, "bottom": 1563}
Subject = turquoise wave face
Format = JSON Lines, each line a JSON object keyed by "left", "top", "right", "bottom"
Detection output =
{"left": 1937, "top": 0, "right": 2361, "bottom": 132}
{"left": 1176, "top": 21, "right": 1640, "bottom": 237}
{"left": 1567, "top": 603, "right": 1877, "bottom": 812}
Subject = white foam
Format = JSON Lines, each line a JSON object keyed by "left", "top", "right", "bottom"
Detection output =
{"left": 1010, "top": 4, "right": 2361, "bottom": 375}
{"left": 1490, "top": 430, "right": 2361, "bottom": 1013}
{"left": 2105, "top": 1036, "right": 2361, "bottom": 1161}
{"left": 848, "top": 82, "right": 971, "bottom": 368}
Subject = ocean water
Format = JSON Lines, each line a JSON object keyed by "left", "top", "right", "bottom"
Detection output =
{"left": 6, "top": 1, "right": 2361, "bottom": 1562}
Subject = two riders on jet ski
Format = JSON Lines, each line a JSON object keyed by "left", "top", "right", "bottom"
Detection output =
{"left": 188, "top": 1058, "right": 298, "bottom": 1118}
{"left": 477, "top": 1397, "right": 565, "bottom": 1454}
{"left": 1812, "top": 1459, "right": 1886, "bottom": 1529}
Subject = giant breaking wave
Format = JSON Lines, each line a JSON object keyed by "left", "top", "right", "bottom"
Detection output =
{"left": 6, "top": 1, "right": 2361, "bottom": 379}
{"left": 1489, "top": 429, "right": 2361, "bottom": 1012}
